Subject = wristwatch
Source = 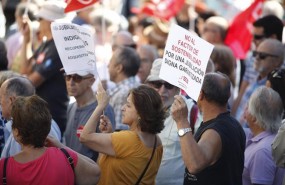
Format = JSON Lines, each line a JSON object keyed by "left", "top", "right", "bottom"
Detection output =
{"left": 178, "top": 128, "right": 192, "bottom": 137}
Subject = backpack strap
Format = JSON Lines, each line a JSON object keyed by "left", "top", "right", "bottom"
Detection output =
{"left": 190, "top": 104, "right": 198, "bottom": 134}
{"left": 60, "top": 148, "right": 74, "bottom": 172}
{"left": 3, "top": 157, "right": 8, "bottom": 185}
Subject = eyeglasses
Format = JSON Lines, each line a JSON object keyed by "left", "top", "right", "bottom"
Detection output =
{"left": 148, "top": 81, "right": 175, "bottom": 90}
{"left": 252, "top": 51, "right": 279, "bottom": 60}
{"left": 253, "top": 34, "right": 265, "bottom": 40}
{"left": 203, "top": 27, "right": 219, "bottom": 33}
{"left": 64, "top": 74, "right": 93, "bottom": 83}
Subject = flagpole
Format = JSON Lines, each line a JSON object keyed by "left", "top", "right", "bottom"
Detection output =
{"left": 189, "top": 0, "right": 196, "bottom": 32}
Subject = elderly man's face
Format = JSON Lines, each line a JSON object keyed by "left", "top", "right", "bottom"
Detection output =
{"left": 147, "top": 80, "right": 179, "bottom": 109}
{"left": 253, "top": 41, "right": 280, "bottom": 78}
{"left": 65, "top": 74, "right": 94, "bottom": 98}
{"left": 137, "top": 47, "right": 154, "bottom": 83}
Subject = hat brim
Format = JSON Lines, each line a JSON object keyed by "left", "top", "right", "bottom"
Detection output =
{"left": 145, "top": 75, "right": 162, "bottom": 82}
{"left": 36, "top": 10, "right": 64, "bottom": 22}
{"left": 60, "top": 68, "right": 94, "bottom": 76}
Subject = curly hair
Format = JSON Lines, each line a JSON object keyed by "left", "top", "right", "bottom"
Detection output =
{"left": 130, "top": 85, "right": 165, "bottom": 134}
{"left": 11, "top": 95, "right": 51, "bottom": 147}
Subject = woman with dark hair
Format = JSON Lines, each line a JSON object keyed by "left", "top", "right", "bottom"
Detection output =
{"left": 80, "top": 84, "right": 165, "bottom": 185}
{"left": 0, "top": 95, "right": 100, "bottom": 185}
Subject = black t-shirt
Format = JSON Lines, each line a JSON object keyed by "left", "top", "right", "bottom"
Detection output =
{"left": 184, "top": 111, "right": 246, "bottom": 185}
{"left": 33, "top": 39, "right": 69, "bottom": 134}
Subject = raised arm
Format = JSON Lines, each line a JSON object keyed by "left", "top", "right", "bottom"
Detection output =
{"left": 19, "top": 16, "right": 45, "bottom": 87}
{"left": 79, "top": 83, "right": 115, "bottom": 156}
{"left": 19, "top": 16, "right": 34, "bottom": 75}
{"left": 171, "top": 95, "right": 222, "bottom": 174}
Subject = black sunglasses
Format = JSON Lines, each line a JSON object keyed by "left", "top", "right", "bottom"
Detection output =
{"left": 253, "top": 34, "right": 265, "bottom": 40}
{"left": 252, "top": 51, "right": 279, "bottom": 60}
{"left": 64, "top": 74, "right": 93, "bottom": 83}
{"left": 148, "top": 81, "right": 175, "bottom": 90}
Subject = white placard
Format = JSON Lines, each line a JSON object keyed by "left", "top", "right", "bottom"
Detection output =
{"left": 159, "top": 24, "right": 214, "bottom": 101}
{"left": 51, "top": 22, "right": 98, "bottom": 76}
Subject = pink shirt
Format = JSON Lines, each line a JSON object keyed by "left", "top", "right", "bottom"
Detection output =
{"left": 0, "top": 147, "right": 78, "bottom": 185}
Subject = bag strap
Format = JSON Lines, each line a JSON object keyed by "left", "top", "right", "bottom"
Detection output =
{"left": 190, "top": 104, "right": 198, "bottom": 134}
{"left": 135, "top": 136, "right": 157, "bottom": 185}
{"left": 60, "top": 148, "right": 75, "bottom": 172}
{"left": 3, "top": 157, "right": 8, "bottom": 185}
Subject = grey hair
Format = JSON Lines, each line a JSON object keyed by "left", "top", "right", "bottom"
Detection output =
{"left": 202, "top": 72, "right": 231, "bottom": 106}
{"left": 248, "top": 86, "right": 283, "bottom": 133}
{"left": 5, "top": 76, "right": 35, "bottom": 97}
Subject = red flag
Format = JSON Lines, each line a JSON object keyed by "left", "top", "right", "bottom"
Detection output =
{"left": 65, "top": 0, "right": 100, "bottom": 13}
{"left": 132, "top": 0, "right": 185, "bottom": 21}
{"left": 224, "top": 0, "right": 264, "bottom": 59}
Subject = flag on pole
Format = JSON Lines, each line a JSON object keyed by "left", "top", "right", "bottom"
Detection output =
{"left": 224, "top": 0, "right": 264, "bottom": 59}
{"left": 65, "top": 0, "right": 100, "bottom": 13}
{"left": 132, "top": 0, "right": 185, "bottom": 21}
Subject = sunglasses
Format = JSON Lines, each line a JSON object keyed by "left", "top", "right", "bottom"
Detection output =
{"left": 269, "top": 68, "right": 285, "bottom": 79}
{"left": 148, "top": 81, "right": 175, "bottom": 90}
{"left": 64, "top": 74, "right": 93, "bottom": 83}
{"left": 252, "top": 51, "right": 279, "bottom": 60}
{"left": 253, "top": 34, "right": 265, "bottom": 40}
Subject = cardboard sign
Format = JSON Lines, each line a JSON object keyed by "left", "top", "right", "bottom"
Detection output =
{"left": 51, "top": 22, "right": 98, "bottom": 76}
{"left": 159, "top": 24, "right": 214, "bottom": 101}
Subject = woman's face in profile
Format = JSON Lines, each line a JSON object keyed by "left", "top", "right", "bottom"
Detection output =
{"left": 121, "top": 94, "right": 139, "bottom": 126}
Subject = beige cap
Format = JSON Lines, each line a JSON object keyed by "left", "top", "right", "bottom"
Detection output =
{"left": 36, "top": 1, "right": 66, "bottom": 22}
{"left": 145, "top": 58, "right": 163, "bottom": 82}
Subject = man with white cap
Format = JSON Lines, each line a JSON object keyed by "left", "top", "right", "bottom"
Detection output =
{"left": 145, "top": 58, "right": 201, "bottom": 185}
{"left": 63, "top": 70, "right": 115, "bottom": 161}
{"left": 20, "top": 0, "right": 69, "bottom": 136}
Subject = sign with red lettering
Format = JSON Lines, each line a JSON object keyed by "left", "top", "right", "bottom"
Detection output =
{"left": 159, "top": 24, "right": 214, "bottom": 101}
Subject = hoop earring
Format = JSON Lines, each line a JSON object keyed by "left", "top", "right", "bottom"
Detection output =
{"left": 137, "top": 117, "right": 142, "bottom": 125}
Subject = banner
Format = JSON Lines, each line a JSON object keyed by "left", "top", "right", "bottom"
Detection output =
{"left": 225, "top": 0, "right": 264, "bottom": 59}
{"left": 51, "top": 22, "right": 98, "bottom": 76}
{"left": 132, "top": 0, "right": 185, "bottom": 21}
{"left": 65, "top": 0, "right": 99, "bottom": 13}
{"left": 160, "top": 24, "right": 214, "bottom": 101}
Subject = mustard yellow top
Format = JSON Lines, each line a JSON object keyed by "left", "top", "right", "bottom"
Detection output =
{"left": 98, "top": 131, "right": 163, "bottom": 185}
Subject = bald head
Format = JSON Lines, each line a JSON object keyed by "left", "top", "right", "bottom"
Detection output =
{"left": 258, "top": 38, "right": 284, "bottom": 65}
{"left": 0, "top": 76, "right": 35, "bottom": 119}
{"left": 112, "top": 31, "right": 136, "bottom": 51}
{"left": 4, "top": 76, "right": 35, "bottom": 97}
{"left": 202, "top": 72, "right": 231, "bottom": 106}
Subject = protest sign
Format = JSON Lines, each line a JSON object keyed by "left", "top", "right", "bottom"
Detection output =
{"left": 159, "top": 24, "right": 214, "bottom": 101}
{"left": 51, "top": 22, "right": 98, "bottom": 76}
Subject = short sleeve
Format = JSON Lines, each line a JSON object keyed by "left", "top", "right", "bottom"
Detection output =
{"left": 250, "top": 148, "right": 276, "bottom": 184}
{"left": 111, "top": 131, "right": 139, "bottom": 158}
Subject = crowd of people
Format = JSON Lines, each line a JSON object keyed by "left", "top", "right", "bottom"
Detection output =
{"left": 0, "top": 0, "right": 284, "bottom": 184}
